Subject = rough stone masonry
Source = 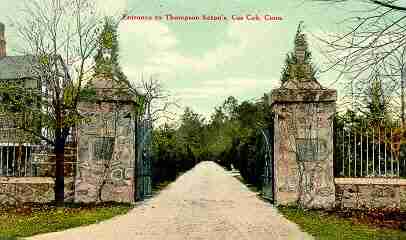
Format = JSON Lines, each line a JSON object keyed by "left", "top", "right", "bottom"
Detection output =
{"left": 74, "top": 75, "right": 137, "bottom": 203}
{"left": 270, "top": 30, "right": 337, "bottom": 209}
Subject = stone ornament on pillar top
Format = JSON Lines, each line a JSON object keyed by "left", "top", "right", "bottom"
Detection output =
{"left": 294, "top": 21, "right": 306, "bottom": 64}
{"left": 294, "top": 34, "right": 306, "bottom": 64}
{"left": 272, "top": 22, "right": 337, "bottom": 104}
{"left": 281, "top": 23, "right": 323, "bottom": 91}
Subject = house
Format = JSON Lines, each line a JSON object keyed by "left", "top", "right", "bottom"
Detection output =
{"left": 0, "top": 21, "right": 151, "bottom": 204}
{"left": 0, "top": 23, "right": 40, "bottom": 177}
{"left": 0, "top": 22, "right": 74, "bottom": 178}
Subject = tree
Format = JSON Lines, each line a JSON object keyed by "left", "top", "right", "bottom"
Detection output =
{"left": 151, "top": 107, "right": 205, "bottom": 185}
{"left": 152, "top": 123, "right": 180, "bottom": 181}
{"left": 314, "top": 0, "right": 406, "bottom": 11}
{"left": 210, "top": 107, "right": 226, "bottom": 128}
{"left": 312, "top": 0, "right": 406, "bottom": 120}
{"left": 137, "top": 75, "right": 179, "bottom": 124}
{"left": 222, "top": 96, "right": 239, "bottom": 120}
{"left": 0, "top": 0, "right": 125, "bottom": 206}
{"left": 362, "top": 75, "right": 391, "bottom": 124}
{"left": 384, "top": 46, "right": 406, "bottom": 126}
{"left": 177, "top": 107, "right": 205, "bottom": 157}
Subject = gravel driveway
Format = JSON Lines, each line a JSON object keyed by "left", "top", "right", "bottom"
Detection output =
{"left": 28, "top": 161, "right": 313, "bottom": 240}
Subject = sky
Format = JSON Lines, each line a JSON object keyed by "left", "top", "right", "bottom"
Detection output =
{"left": 0, "top": 0, "right": 359, "bottom": 121}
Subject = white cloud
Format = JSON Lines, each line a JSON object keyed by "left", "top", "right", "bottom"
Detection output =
{"left": 118, "top": 19, "right": 285, "bottom": 120}
{"left": 119, "top": 21, "right": 180, "bottom": 81}
{"left": 175, "top": 77, "right": 278, "bottom": 102}
{"left": 95, "top": 0, "right": 127, "bottom": 17}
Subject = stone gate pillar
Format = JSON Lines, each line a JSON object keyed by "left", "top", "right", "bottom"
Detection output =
{"left": 74, "top": 76, "right": 137, "bottom": 203}
{"left": 271, "top": 30, "right": 337, "bottom": 209}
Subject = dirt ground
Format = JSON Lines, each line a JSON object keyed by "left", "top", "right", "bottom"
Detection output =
{"left": 28, "top": 161, "right": 313, "bottom": 240}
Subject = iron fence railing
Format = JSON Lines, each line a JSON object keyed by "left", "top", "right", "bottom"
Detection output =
{"left": 0, "top": 143, "right": 44, "bottom": 177}
{"left": 0, "top": 126, "right": 77, "bottom": 177}
{"left": 334, "top": 123, "right": 406, "bottom": 178}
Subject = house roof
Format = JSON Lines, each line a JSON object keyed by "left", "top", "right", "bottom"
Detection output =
{"left": 0, "top": 55, "right": 36, "bottom": 80}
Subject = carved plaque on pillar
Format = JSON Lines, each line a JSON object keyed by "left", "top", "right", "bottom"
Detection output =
{"left": 94, "top": 137, "right": 114, "bottom": 162}
{"left": 296, "top": 138, "right": 328, "bottom": 162}
{"left": 296, "top": 138, "right": 318, "bottom": 161}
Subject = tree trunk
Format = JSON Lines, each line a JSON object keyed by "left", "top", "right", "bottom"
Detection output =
{"left": 54, "top": 135, "right": 65, "bottom": 207}
{"left": 401, "top": 66, "right": 405, "bottom": 127}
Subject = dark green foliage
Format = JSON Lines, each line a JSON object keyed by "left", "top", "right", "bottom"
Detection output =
{"left": 151, "top": 108, "right": 204, "bottom": 186}
{"left": 151, "top": 95, "right": 272, "bottom": 188}
{"left": 208, "top": 95, "right": 272, "bottom": 187}
{"left": 362, "top": 77, "right": 391, "bottom": 125}
{"left": 79, "top": 87, "right": 97, "bottom": 102}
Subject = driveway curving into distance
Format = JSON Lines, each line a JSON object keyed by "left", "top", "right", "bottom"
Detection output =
{"left": 28, "top": 161, "right": 313, "bottom": 240}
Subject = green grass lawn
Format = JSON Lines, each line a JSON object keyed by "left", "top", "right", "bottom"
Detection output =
{"left": 0, "top": 202, "right": 133, "bottom": 240}
{"left": 231, "top": 170, "right": 406, "bottom": 239}
{"left": 278, "top": 206, "right": 406, "bottom": 240}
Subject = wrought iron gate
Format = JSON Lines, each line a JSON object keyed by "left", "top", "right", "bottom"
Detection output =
{"left": 260, "top": 115, "right": 274, "bottom": 202}
{"left": 136, "top": 118, "right": 152, "bottom": 200}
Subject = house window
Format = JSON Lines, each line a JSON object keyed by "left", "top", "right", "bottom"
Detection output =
{"left": 0, "top": 145, "right": 34, "bottom": 177}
